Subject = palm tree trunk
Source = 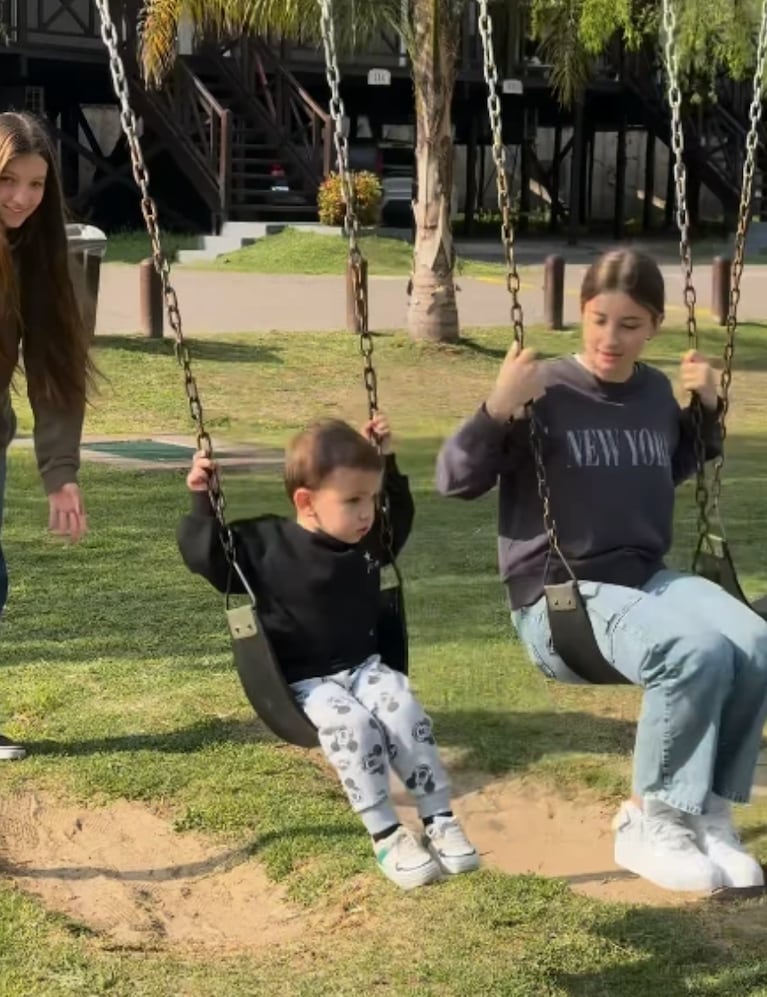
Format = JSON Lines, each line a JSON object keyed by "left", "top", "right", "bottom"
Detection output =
{"left": 407, "top": 0, "right": 460, "bottom": 343}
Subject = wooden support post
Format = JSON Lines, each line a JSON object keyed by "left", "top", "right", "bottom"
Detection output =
{"left": 82, "top": 251, "right": 102, "bottom": 338}
{"left": 140, "top": 258, "right": 163, "bottom": 339}
{"left": 543, "top": 255, "right": 565, "bottom": 331}
{"left": 711, "top": 256, "right": 732, "bottom": 327}
{"left": 664, "top": 150, "right": 675, "bottom": 230}
{"left": 613, "top": 113, "right": 627, "bottom": 240}
{"left": 464, "top": 106, "right": 478, "bottom": 237}
{"left": 519, "top": 140, "right": 531, "bottom": 235}
{"left": 568, "top": 102, "right": 585, "bottom": 245}
{"left": 549, "top": 122, "right": 562, "bottom": 233}
{"left": 643, "top": 131, "right": 656, "bottom": 233}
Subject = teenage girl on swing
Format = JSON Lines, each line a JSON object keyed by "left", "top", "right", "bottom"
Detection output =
{"left": 437, "top": 248, "right": 767, "bottom": 893}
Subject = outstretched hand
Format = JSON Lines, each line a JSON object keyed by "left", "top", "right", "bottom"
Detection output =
{"left": 48, "top": 483, "right": 87, "bottom": 543}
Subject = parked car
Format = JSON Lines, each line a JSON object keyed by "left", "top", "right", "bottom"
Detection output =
{"left": 348, "top": 141, "right": 414, "bottom": 226}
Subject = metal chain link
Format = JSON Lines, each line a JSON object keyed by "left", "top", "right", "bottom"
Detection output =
{"left": 93, "top": 0, "right": 234, "bottom": 561}
{"left": 708, "top": 0, "right": 767, "bottom": 522}
{"left": 317, "top": 0, "right": 395, "bottom": 559}
{"left": 476, "top": 0, "right": 571, "bottom": 575}
{"left": 661, "top": 0, "right": 712, "bottom": 560}
{"left": 317, "top": 0, "right": 378, "bottom": 421}
{"left": 477, "top": 0, "right": 525, "bottom": 348}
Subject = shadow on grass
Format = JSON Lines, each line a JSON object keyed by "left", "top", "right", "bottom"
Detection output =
{"left": 553, "top": 899, "right": 767, "bottom": 997}
{"left": 23, "top": 717, "right": 277, "bottom": 757}
{"left": 24, "top": 708, "right": 634, "bottom": 778}
{"left": 93, "top": 335, "right": 284, "bottom": 365}
{"left": 429, "top": 707, "right": 636, "bottom": 778}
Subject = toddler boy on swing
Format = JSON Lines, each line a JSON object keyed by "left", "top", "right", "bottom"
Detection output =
{"left": 178, "top": 414, "right": 478, "bottom": 890}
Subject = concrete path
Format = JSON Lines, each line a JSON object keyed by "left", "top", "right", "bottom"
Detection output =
{"left": 94, "top": 260, "right": 767, "bottom": 336}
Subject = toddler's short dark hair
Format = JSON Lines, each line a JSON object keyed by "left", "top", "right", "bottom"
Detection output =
{"left": 284, "top": 419, "right": 383, "bottom": 499}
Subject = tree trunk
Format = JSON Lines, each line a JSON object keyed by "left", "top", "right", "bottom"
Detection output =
{"left": 407, "top": 0, "right": 460, "bottom": 343}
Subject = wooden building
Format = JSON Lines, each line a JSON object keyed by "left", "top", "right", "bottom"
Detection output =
{"left": 1, "top": 0, "right": 762, "bottom": 236}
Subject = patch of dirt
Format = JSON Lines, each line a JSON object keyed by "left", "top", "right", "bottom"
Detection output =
{"left": 0, "top": 792, "right": 311, "bottom": 950}
{"left": 1, "top": 776, "right": 758, "bottom": 951}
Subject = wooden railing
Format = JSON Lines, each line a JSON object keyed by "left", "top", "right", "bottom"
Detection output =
{"left": 622, "top": 47, "right": 751, "bottom": 214}
{"left": 132, "top": 60, "right": 232, "bottom": 228}
{"left": 167, "top": 59, "right": 232, "bottom": 219}
{"left": 215, "top": 36, "right": 332, "bottom": 192}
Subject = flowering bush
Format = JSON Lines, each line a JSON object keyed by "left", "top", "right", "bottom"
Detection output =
{"left": 317, "top": 170, "right": 382, "bottom": 226}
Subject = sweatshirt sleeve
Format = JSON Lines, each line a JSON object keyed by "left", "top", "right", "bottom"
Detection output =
{"left": 371, "top": 454, "right": 414, "bottom": 565}
{"left": 672, "top": 400, "right": 724, "bottom": 485}
{"left": 435, "top": 405, "right": 528, "bottom": 500}
{"left": 176, "top": 492, "right": 253, "bottom": 595}
{"left": 29, "top": 392, "right": 85, "bottom": 494}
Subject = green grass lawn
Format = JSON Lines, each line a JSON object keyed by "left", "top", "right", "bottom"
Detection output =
{"left": 99, "top": 227, "right": 485, "bottom": 274}
{"left": 1, "top": 325, "right": 767, "bottom": 995}
{"left": 102, "top": 230, "right": 199, "bottom": 264}
{"left": 197, "top": 227, "right": 502, "bottom": 277}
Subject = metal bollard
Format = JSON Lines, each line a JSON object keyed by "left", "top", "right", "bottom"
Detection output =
{"left": 140, "top": 258, "right": 163, "bottom": 339}
{"left": 543, "top": 254, "right": 565, "bottom": 331}
{"left": 711, "top": 256, "right": 732, "bottom": 327}
{"left": 346, "top": 256, "right": 368, "bottom": 332}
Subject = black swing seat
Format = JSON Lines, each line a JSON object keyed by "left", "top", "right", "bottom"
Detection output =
{"left": 227, "top": 586, "right": 409, "bottom": 748}
{"left": 544, "top": 582, "right": 631, "bottom": 685}
{"left": 694, "top": 534, "right": 767, "bottom": 621}
{"left": 545, "top": 535, "right": 767, "bottom": 688}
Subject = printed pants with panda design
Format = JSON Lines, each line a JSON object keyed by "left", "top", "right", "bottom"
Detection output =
{"left": 291, "top": 656, "right": 452, "bottom": 835}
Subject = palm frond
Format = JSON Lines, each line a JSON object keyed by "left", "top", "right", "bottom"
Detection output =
{"left": 531, "top": 0, "right": 593, "bottom": 108}
{"left": 139, "top": 0, "right": 184, "bottom": 87}
{"left": 224, "top": 0, "right": 400, "bottom": 50}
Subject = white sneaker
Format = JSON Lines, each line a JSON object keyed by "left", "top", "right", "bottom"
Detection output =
{"left": 374, "top": 826, "right": 441, "bottom": 890}
{"left": 613, "top": 800, "right": 723, "bottom": 892}
{"left": 0, "top": 735, "right": 25, "bottom": 761}
{"left": 424, "top": 816, "right": 480, "bottom": 875}
{"left": 689, "top": 798, "right": 765, "bottom": 889}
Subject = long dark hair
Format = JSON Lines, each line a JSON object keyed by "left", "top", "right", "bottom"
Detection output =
{"left": 0, "top": 111, "right": 95, "bottom": 409}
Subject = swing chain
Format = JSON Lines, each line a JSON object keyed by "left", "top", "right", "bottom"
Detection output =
{"left": 476, "top": 0, "right": 569, "bottom": 572}
{"left": 93, "top": 0, "right": 232, "bottom": 559}
{"left": 709, "top": 0, "right": 767, "bottom": 519}
{"left": 661, "top": 0, "right": 712, "bottom": 560}
{"left": 661, "top": 0, "right": 697, "bottom": 351}
{"left": 477, "top": 0, "right": 525, "bottom": 348}
{"left": 318, "top": 0, "right": 394, "bottom": 560}
{"left": 317, "top": 0, "right": 378, "bottom": 420}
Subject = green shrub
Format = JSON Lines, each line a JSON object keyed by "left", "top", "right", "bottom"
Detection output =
{"left": 317, "top": 171, "right": 382, "bottom": 226}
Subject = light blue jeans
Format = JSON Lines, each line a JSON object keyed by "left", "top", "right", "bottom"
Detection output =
{"left": 512, "top": 569, "right": 767, "bottom": 815}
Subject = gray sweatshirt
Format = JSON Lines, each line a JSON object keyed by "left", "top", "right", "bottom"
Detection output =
{"left": 436, "top": 356, "right": 722, "bottom": 609}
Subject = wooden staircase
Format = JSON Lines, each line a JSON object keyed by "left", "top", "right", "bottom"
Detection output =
{"left": 624, "top": 48, "right": 765, "bottom": 222}
{"left": 125, "top": 37, "right": 332, "bottom": 230}
{"left": 184, "top": 38, "right": 331, "bottom": 223}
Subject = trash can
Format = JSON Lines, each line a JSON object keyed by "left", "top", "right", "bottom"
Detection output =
{"left": 66, "top": 223, "right": 108, "bottom": 338}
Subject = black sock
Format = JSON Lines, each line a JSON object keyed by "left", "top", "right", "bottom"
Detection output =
{"left": 423, "top": 810, "right": 453, "bottom": 827}
{"left": 371, "top": 823, "right": 401, "bottom": 843}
